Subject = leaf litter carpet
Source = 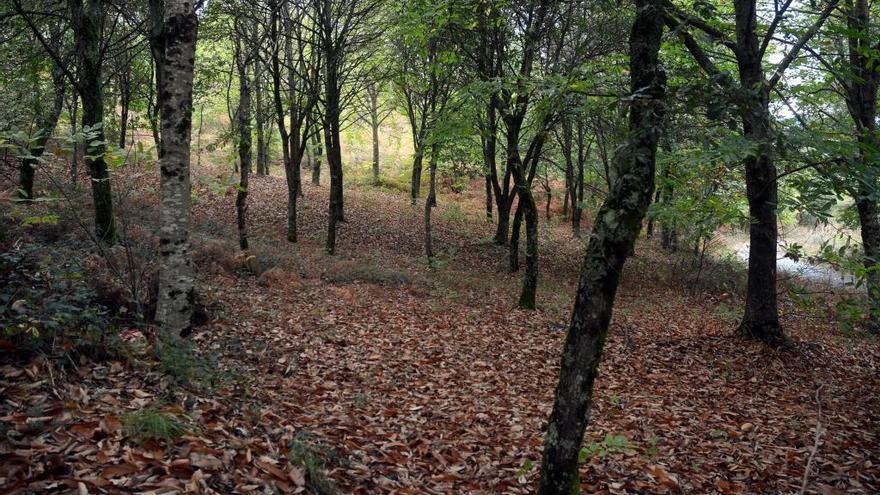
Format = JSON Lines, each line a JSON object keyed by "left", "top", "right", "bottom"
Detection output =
{"left": 2, "top": 171, "right": 878, "bottom": 494}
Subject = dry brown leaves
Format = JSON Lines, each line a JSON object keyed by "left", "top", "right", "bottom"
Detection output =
{"left": 2, "top": 169, "right": 878, "bottom": 494}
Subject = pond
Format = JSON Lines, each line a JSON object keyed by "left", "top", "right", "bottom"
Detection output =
{"left": 734, "top": 244, "right": 856, "bottom": 288}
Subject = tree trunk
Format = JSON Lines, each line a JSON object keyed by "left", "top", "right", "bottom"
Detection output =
{"left": 153, "top": 0, "right": 198, "bottom": 340}
{"left": 118, "top": 66, "right": 130, "bottom": 149}
{"left": 645, "top": 189, "right": 661, "bottom": 238}
{"left": 510, "top": 200, "right": 523, "bottom": 272}
{"left": 845, "top": 0, "right": 880, "bottom": 333}
{"left": 19, "top": 61, "right": 64, "bottom": 201}
{"left": 485, "top": 175, "right": 493, "bottom": 220}
{"left": 537, "top": 0, "right": 666, "bottom": 490}
{"left": 734, "top": 0, "right": 784, "bottom": 346}
{"left": 411, "top": 146, "right": 423, "bottom": 204}
{"left": 270, "top": 2, "right": 296, "bottom": 242}
{"left": 424, "top": 144, "right": 438, "bottom": 259}
{"left": 519, "top": 187, "right": 539, "bottom": 310}
{"left": 72, "top": 0, "right": 116, "bottom": 243}
{"left": 254, "top": 44, "right": 268, "bottom": 176}
{"left": 494, "top": 195, "right": 512, "bottom": 245}
{"left": 370, "top": 88, "right": 381, "bottom": 183}
{"left": 324, "top": 53, "right": 344, "bottom": 253}
{"left": 311, "top": 124, "right": 322, "bottom": 185}
{"left": 69, "top": 92, "right": 79, "bottom": 188}
{"left": 235, "top": 39, "right": 252, "bottom": 251}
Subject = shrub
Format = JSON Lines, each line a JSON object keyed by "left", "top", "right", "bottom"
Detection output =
{"left": 0, "top": 245, "right": 117, "bottom": 362}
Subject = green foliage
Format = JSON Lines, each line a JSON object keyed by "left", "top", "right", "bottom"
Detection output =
{"left": 0, "top": 245, "right": 116, "bottom": 360}
{"left": 155, "top": 341, "right": 223, "bottom": 389}
{"left": 123, "top": 405, "right": 188, "bottom": 444}
{"left": 578, "top": 434, "right": 634, "bottom": 462}
{"left": 288, "top": 431, "right": 338, "bottom": 495}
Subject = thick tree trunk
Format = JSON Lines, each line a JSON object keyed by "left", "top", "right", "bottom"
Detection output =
{"left": 538, "top": 0, "right": 665, "bottom": 490}
{"left": 153, "top": 0, "right": 198, "bottom": 340}
{"left": 845, "top": 0, "right": 880, "bottom": 333}
{"left": 494, "top": 195, "right": 512, "bottom": 245}
{"left": 72, "top": 0, "right": 116, "bottom": 243}
{"left": 235, "top": 42, "right": 252, "bottom": 251}
{"left": 734, "top": 0, "right": 784, "bottom": 346}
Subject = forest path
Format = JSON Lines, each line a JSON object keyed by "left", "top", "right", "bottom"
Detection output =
{"left": 185, "top": 170, "right": 880, "bottom": 494}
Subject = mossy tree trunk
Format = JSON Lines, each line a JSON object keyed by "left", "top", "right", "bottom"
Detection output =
{"left": 537, "top": 0, "right": 666, "bottom": 490}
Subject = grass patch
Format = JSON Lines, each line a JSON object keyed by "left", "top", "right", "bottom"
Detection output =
{"left": 124, "top": 405, "right": 188, "bottom": 444}
{"left": 156, "top": 341, "right": 224, "bottom": 389}
{"left": 289, "top": 431, "right": 338, "bottom": 495}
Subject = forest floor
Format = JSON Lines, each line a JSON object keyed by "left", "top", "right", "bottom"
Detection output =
{"left": 1, "top": 163, "right": 879, "bottom": 495}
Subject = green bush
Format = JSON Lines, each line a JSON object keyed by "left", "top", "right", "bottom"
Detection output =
{"left": 0, "top": 245, "right": 116, "bottom": 361}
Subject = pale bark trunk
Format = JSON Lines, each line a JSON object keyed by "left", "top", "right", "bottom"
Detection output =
{"left": 153, "top": 0, "right": 198, "bottom": 340}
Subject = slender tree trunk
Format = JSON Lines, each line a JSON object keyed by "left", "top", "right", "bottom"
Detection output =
{"left": 411, "top": 146, "right": 424, "bottom": 204}
{"left": 69, "top": 92, "right": 79, "bottom": 188}
{"left": 485, "top": 175, "right": 493, "bottom": 220}
{"left": 311, "top": 124, "right": 322, "bottom": 185}
{"left": 505, "top": 119, "right": 539, "bottom": 309}
{"left": 510, "top": 200, "right": 523, "bottom": 272}
{"left": 118, "top": 67, "right": 130, "bottom": 149}
{"left": 147, "top": 52, "right": 162, "bottom": 151}
{"left": 270, "top": 1, "right": 296, "bottom": 242}
{"left": 72, "top": 0, "right": 116, "bottom": 243}
{"left": 424, "top": 144, "right": 438, "bottom": 259}
{"left": 734, "top": 0, "right": 784, "bottom": 346}
{"left": 153, "top": 0, "right": 198, "bottom": 340}
{"left": 254, "top": 44, "right": 268, "bottom": 176}
{"left": 324, "top": 55, "right": 344, "bottom": 253}
{"left": 485, "top": 103, "right": 513, "bottom": 246}
{"left": 235, "top": 40, "right": 252, "bottom": 251}
{"left": 572, "top": 161, "right": 583, "bottom": 238}
{"left": 370, "top": 88, "right": 381, "bottom": 183}
{"left": 519, "top": 184, "right": 539, "bottom": 310}
{"left": 562, "top": 175, "right": 570, "bottom": 220}
{"left": 19, "top": 62, "right": 64, "bottom": 201}
{"left": 538, "top": 0, "right": 666, "bottom": 489}
{"left": 646, "top": 188, "right": 661, "bottom": 238}
{"left": 196, "top": 103, "right": 204, "bottom": 167}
